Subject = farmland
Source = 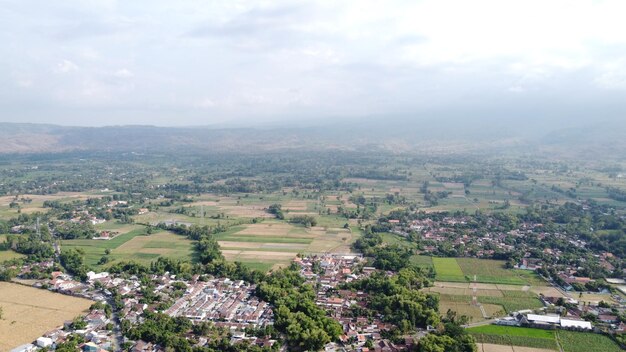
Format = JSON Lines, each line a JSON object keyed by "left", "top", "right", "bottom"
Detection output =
{"left": 468, "top": 325, "right": 623, "bottom": 352}
{"left": 426, "top": 280, "right": 549, "bottom": 320}
{"left": 433, "top": 257, "right": 534, "bottom": 285}
{"left": 432, "top": 257, "right": 466, "bottom": 282}
{"left": 215, "top": 222, "right": 356, "bottom": 270}
{"left": 0, "top": 282, "right": 93, "bottom": 351}
{"left": 557, "top": 331, "right": 622, "bottom": 352}
{"left": 476, "top": 344, "right": 556, "bottom": 352}
{"left": 62, "top": 227, "right": 194, "bottom": 267}
{"left": 468, "top": 326, "right": 558, "bottom": 350}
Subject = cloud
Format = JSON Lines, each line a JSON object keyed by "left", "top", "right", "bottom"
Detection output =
{"left": 1, "top": 0, "right": 625, "bottom": 126}
{"left": 55, "top": 59, "right": 79, "bottom": 73}
{"left": 114, "top": 69, "right": 134, "bottom": 78}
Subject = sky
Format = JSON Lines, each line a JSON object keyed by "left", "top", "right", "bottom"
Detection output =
{"left": 1, "top": 0, "right": 626, "bottom": 127}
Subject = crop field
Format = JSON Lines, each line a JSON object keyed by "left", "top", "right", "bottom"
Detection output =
{"left": 0, "top": 192, "right": 103, "bottom": 220}
{"left": 468, "top": 326, "right": 558, "bottom": 350}
{"left": 0, "top": 248, "right": 25, "bottom": 262}
{"left": 0, "top": 282, "right": 93, "bottom": 351}
{"left": 432, "top": 257, "right": 540, "bottom": 285}
{"left": 557, "top": 331, "right": 621, "bottom": 352}
{"left": 477, "top": 343, "right": 556, "bottom": 352}
{"left": 215, "top": 222, "right": 356, "bottom": 271}
{"left": 427, "top": 280, "right": 548, "bottom": 318}
{"left": 469, "top": 326, "right": 623, "bottom": 352}
{"left": 433, "top": 257, "right": 466, "bottom": 281}
{"left": 458, "top": 259, "right": 527, "bottom": 285}
{"left": 62, "top": 227, "right": 194, "bottom": 267}
{"left": 438, "top": 300, "right": 504, "bottom": 322}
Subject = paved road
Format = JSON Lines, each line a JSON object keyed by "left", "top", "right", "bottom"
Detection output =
{"left": 106, "top": 297, "right": 124, "bottom": 352}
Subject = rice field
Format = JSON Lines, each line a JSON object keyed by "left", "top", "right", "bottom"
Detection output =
{"left": 557, "top": 331, "right": 621, "bottom": 352}
{"left": 432, "top": 257, "right": 540, "bottom": 285}
{"left": 433, "top": 257, "right": 466, "bottom": 282}
{"left": 469, "top": 326, "right": 558, "bottom": 350}
{"left": 62, "top": 227, "right": 194, "bottom": 267}
{"left": 216, "top": 222, "right": 356, "bottom": 270}
{"left": 0, "top": 282, "right": 93, "bottom": 351}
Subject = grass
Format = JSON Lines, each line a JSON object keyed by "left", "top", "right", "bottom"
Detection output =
{"left": 436, "top": 291, "right": 542, "bottom": 314}
{"left": 457, "top": 258, "right": 526, "bottom": 285}
{"left": 0, "top": 249, "right": 25, "bottom": 262}
{"left": 557, "top": 330, "right": 622, "bottom": 352}
{"left": 63, "top": 228, "right": 195, "bottom": 267}
{"left": 468, "top": 325, "right": 555, "bottom": 339}
{"left": 468, "top": 325, "right": 559, "bottom": 350}
{"left": 433, "top": 257, "right": 466, "bottom": 282}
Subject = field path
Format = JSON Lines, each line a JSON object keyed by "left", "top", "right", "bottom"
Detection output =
{"left": 554, "top": 331, "right": 565, "bottom": 352}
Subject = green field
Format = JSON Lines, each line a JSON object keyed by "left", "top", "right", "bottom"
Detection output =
{"left": 457, "top": 258, "right": 526, "bottom": 285}
{"left": 62, "top": 226, "right": 194, "bottom": 267}
{"left": 557, "top": 330, "right": 621, "bottom": 352}
{"left": 0, "top": 249, "right": 25, "bottom": 262}
{"left": 468, "top": 325, "right": 558, "bottom": 350}
{"left": 433, "top": 257, "right": 466, "bottom": 281}
{"left": 432, "top": 257, "right": 535, "bottom": 285}
{"left": 467, "top": 325, "right": 622, "bottom": 352}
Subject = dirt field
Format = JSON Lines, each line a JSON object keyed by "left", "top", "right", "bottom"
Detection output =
{"left": 218, "top": 205, "right": 274, "bottom": 218}
{"left": 0, "top": 282, "right": 93, "bottom": 351}
{"left": 427, "top": 286, "right": 504, "bottom": 297}
{"left": 282, "top": 200, "right": 309, "bottom": 211}
{"left": 477, "top": 343, "right": 555, "bottom": 352}
{"left": 0, "top": 192, "right": 99, "bottom": 206}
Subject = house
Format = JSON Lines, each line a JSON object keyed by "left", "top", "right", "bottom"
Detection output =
{"left": 10, "top": 344, "right": 37, "bottom": 352}
{"left": 598, "top": 314, "right": 619, "bottom": 324}
{"left": 36, "top": 337, "right": 53, "bottom": 348}
{"left": 560, "top": 319, "right": 592, "bottom": 330}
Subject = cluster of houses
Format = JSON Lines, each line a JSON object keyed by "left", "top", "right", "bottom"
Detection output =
{"left": 294, "top": 254, "right": 416, "bottom": 351}
{"left": 13, "top": 266, "right": 278, "bottom": 352}
{"left": 496, "top": 312, "right": 593, "bottom": 330}
{"left": 11, "top": 307, "right": 115, "bottom": 352}
{"left": 68, "top": 210, "right": 106, "bottom": 225}
{"left": 391, "top": 216, "right": 620, "bottom": 285}
{"left": 164, "top": 278, "right": 274, "bottom": 328}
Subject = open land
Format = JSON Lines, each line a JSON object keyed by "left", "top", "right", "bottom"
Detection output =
{"left": 0, "top": 282, "right": 93, "bottom": 351}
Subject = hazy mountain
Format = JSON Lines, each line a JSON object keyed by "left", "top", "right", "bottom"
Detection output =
{"left": 0, "top": 117, "right": 624, "bottom": 159}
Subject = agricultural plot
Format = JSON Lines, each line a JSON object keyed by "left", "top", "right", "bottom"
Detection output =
{"left": 0, "top": 249, "right": 24, "bottom": 262}
{"left": 62, "top": 227, "right": 194, "bottom": 267}
{"left": 433, "top": 257, "right": 466, "bottom": 282}
{"left": 458, "top": 259, "right": 527, "bottom": 285}
{"left": 215, "top": 222, "right": 356, "bottom": 271}
{"left": 468, "top": 326, "right": 558, "bottom": 351}
{"left": 433, "top": 257, "right": 540, "bottom": 285}
{"left": 557, "top": 330, "right": 621, "bottom": 352}
{"left": 476, "top": 343, "right": 556, "bottom": 352}
{"left": 428, "top": 281, "right": 546, "bottom": 317}
{"left": 0, "top": 282, "right": 93, "bottom": 351}
{"left": 113, "top": 231, "right": 194, "bottom": 265}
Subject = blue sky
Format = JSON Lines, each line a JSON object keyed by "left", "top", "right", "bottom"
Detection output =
{"left": 1, "top": 0, "right": 625, "bottom": 126}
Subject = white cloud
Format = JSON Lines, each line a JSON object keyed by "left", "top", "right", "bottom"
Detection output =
{"left": 1, "top": 0, "right": 626, "bottom": 125}
{"left": 114, "top": 68, "right": 134, "bottom": 78}
{"left": 55, "top": 59, "right": 79, "bottom": 73}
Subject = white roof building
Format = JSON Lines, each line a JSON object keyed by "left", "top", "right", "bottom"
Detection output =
{"left": 527, "top": 314, "right": 561, "bottom": 324}
{"left": 36, "top": 337, "right": 53, "bottom": 348}
{"left": 560, "top": 319, "right": 593, "bottom": 330}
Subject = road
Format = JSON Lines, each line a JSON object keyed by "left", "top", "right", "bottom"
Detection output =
{"left": 106, "top": 297, "right": 124, "bottom": 352}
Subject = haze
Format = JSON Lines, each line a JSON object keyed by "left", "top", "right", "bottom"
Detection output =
{"left": 1, "top": 0, "right": 626, "bottom": 127}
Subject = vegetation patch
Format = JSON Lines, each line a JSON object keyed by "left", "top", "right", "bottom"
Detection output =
{"left": 433, "top": 257, "right": 466, "bottom": 281}
{"left": 557, "top": 330, "right": 622, "bottom": 352}
{"left": 457, "top": 258, "right": 526, "bottom": 285}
